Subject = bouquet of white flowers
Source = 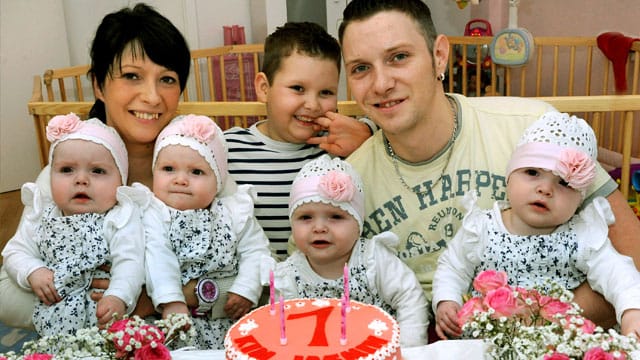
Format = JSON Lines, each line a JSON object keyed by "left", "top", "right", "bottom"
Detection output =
{"left": 0, "top": 314, "right": 194, "bottom": 360}
{"left": 459, "top": 270, "right": 640, "bottom": 359}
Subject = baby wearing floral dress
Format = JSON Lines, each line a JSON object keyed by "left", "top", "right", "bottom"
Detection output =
{"left": 2, "top": 113, "right": 146, "bottom": 337}
{"left": 142, "top": 114, "right": 271, "bottom": 349}
{"left": 432, "top": 111, "right": 640, "bottom": 340}
{"left": 262, "top": 154, "right": 429, "bottom": 347}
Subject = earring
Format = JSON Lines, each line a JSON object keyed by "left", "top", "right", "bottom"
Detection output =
{"left": 436, "top": 73, "right": 446, "bottom": 81}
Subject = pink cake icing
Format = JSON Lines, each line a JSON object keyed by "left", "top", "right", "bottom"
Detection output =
{"left": 224, "top": 298, "right": 401, "bottom": 360}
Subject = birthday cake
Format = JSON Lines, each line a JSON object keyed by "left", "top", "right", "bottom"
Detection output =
{"left": 224, "top": 298, "right": 401, "bottom": 360}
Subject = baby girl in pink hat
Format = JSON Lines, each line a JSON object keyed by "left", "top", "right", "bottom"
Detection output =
{"left": 140, "top": 114, "right": 271, "bottom": 350}
{"left": 2, "top": 113, "right": 146, "bottom": 340}
{"left": 433, "top": 111, "right": 640, "bottom": 340}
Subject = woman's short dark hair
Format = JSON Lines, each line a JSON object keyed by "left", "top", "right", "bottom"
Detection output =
{"left": 89, "top": 3, "right": 191, "bottom": 120}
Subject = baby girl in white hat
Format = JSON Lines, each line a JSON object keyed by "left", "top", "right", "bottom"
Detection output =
{"left": 141, "top": 114, "right": 270, "bottom": 350}
{"left": 262, "top": 154, "right": 429, "bottom": 347}
{"left": 2, "top": 113, "right": 145, "bottom": 338}
{"left": 433, "top": 111, "right": 640, "bottom": 339}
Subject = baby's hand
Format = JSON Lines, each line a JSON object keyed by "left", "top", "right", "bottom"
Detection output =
{"left": 435, "top": 300, "right": 463, "bottom": 340}
{"left": 96, "top": 295, "right": 126, "bottom": 328}
{"left": 621, "top": 308, "right": 640, "bottom": 338}
{"left": 224, "top": 292, "right": 252, "bottom": 320}
{"left": 27, "top": 267, "right": 61, "bottom": 305}
{"left": 162, "top": 301, "right": 189, "bottom": 319}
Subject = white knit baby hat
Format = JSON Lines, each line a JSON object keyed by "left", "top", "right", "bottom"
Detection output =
{"left": 289, "top": 154, "right": 365, "bottom": 232}
{"left": 153, "top": 114, "right": 228, "bottom": 192}
{"left": 506, "top": 111, "right": 597, "bottom": 194}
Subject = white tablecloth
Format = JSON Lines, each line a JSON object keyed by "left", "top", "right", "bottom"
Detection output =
{"left": 170, "top": 339, "right": 488, "bottom": 359}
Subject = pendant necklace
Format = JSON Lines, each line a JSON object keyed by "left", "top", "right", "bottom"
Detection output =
{"left": 386, "top": 96, "right": 459, "bottom": 196}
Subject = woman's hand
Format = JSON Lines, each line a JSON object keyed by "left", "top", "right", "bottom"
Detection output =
{"left": 28, "top": 267, "right": 61, "bottom": 305}
{"left": 161, "top": 301, "right": 190, "bottom": 319}
{"left": 224, "top": 292, "right": 252, "bottom": 320}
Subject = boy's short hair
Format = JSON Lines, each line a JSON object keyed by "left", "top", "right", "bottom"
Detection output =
{"left": 261, "top": 22, "right": 341, "bottom": 83}
{"left": 338, "top": 0, "right": 438, "bottom": 53}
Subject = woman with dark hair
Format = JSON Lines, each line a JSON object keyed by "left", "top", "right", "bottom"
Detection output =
{"left": 0, "top": 2, "right": 192, "bottom": 329}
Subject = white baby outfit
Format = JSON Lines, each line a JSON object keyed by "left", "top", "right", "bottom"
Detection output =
{"left": 4, "top": 183, "right": 145, "bottom": 336}
{"left": 143, "top": 183, "right": 271, "bottom": 350}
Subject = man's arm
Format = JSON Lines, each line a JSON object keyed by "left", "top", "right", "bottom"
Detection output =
{"left": 606, "top": 190, "right": 640, "bottom": 268}
{"left": 573, "top": 189, "right": 640, "bottom": 329}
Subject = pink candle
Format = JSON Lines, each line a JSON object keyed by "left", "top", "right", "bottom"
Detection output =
{"left": 279, "top": 294, "right": 287, "bottom": 345}
{"left": 269, "top": 269, "right": 275, "bottom": 315}
{"left": 343, "top": 263, "right": 350, "bottom": 312}
{"left": 340, "top": 295, "right": 347, "bottom": 345}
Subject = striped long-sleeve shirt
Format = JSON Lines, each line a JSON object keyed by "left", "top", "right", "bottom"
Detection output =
{"left": 224, "top": 123, "right": 325, "bottom": 258}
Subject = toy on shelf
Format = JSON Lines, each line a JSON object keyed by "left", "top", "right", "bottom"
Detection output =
{"left": 453, "top": 19, "right": 493, "bottom": 96}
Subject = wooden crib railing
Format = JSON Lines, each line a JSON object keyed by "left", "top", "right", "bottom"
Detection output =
{"left": 28, "top": 93, "right": 640, "bottom": 198}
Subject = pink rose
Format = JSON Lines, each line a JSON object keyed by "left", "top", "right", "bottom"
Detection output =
{"left": 108, "top": 318, "right": 130, "bottom": 333}
{"left": 134, "top": 343, "right": 171, "bottom": 360}
{"left": 318, "top": 170, "right": 356, "bottom": 202}
{"left": 583, "top": 347, "right": 616, "bottom": 360}
{"left": 473, "top": 270, "right": 508, "bottom": 295}
{"left": 45, "top": 113, "right": 82, "bottom": 142}
{"left": 135, "top": 324, "right": 165, "bottom": 346}
{"left": 457, "top": 296, "right": 484, "bottom": 327}
{"left": 179, "top": 114, "right": 216, "bottom": 143}
{"left": 579, "top": 317, "right": 597, "bottom": 334}
{"left": 539, "top": 297, "right": 572, "bottom": 322}
{"left": 554, "top": 148, "right": 596, "bottom": 191}
{"left": 484, "top": 286, "right": 520, "bottom": 318}
{"left": 544, "top": 353, "right": 571, "bottom": 360}
{"left": 23, "top": 355, "right": 54, "bottom": 360}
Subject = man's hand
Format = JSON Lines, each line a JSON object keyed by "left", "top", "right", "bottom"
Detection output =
{"left": 572, "top": 281, "right": 616, "bottom": 329}
{"left": 306, "top": 111, "right": 371, "bottom": 157}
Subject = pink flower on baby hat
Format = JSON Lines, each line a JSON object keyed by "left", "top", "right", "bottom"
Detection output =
{"left": 473, "top": 269, "right": 508, "bottom": 295}
{"left": 46, "top": 112, "right": 82, "bottom": 142}
{"left": 554, "top": 148, "right": 596, "bottom": 191}
{"left": 179, "top": 114, "right": 216, "bottom": 143}
{"left": 318, "top": 170, "right": 356, "bottom": 202}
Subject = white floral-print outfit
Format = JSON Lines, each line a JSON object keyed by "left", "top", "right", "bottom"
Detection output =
{"left": 2, "top": 183, "right": 145, "bottom": 337}
{"left": 433, "top": 193, "right": 640, "bottom": 323}
{"left": 264, "top": 232, "right": 429, "bottom": 347}
{"left": 144, "top": 183, "right": 271, "bottom": 349}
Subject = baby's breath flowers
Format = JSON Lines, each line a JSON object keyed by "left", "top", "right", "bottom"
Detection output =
{"left": 460, "top": 270, "right": 640, "bottom": 359}
{"left": 0, "top": 313, "right": 194, "bottom": 360}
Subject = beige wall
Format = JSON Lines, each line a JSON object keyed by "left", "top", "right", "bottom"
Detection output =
{"left": 471, "top": 0, "right": 638, "bottom": 37}
{"left": 2, "top": 0, "right": 637, "bottom": 192}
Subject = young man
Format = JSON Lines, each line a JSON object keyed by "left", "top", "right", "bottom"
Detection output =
{"left": 339, "top": 0, "right": 640, "bottom": 331}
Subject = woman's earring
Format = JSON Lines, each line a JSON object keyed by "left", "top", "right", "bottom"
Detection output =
{"left": 436, "top": 73, "right": 446, "bottom": 81}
